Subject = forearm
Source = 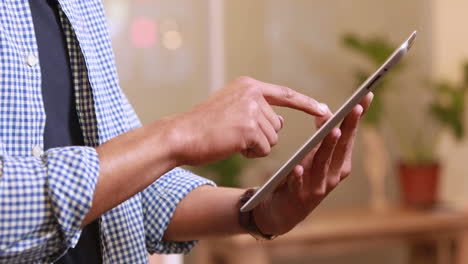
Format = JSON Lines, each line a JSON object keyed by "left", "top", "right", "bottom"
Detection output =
{"left": 83, "top": 117, "right": 180, "bottom": 226}
{"left": 163, "top": 185, "right": 246, "bottom": 241}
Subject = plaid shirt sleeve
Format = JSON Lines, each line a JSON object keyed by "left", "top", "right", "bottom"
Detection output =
{"left": 121, "top": 92, "right": 217, "bottom": 254}
{"left": 121, "top": 91, "right": 143, "bottom": 129}
{"left": 141, "top": 168, "right": 216, "bottom": 255}
{"left": 0, "top": 146, "right": 100, "bottom": 263}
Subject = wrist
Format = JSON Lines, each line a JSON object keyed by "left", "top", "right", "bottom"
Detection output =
{"left": 238, "top": 189, "right": 277, "bottom": 240}
{"left": 149, "top": 114, "right": 188, "bottom": 168}
{"left": 252, "top": 198, "right": 277, "bottom": 236}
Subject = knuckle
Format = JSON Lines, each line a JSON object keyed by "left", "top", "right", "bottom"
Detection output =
{"left": 276, "top": 116, "right": 284, "bottom": 131}
{"left": 244, "top": 84, "right": 261, "bottom": 96}
{"left": 246, "top": 101, "right": 260, "bottom": 115}
{"left": 341, "top": 169, "right": 351, "bottom": 179}
{"left": 270, "top": 133, "right": 279, "bottom": 146}
{"left": 308, "top": 96, "right": 318, "bottom": 104}
{"left": 236, "top": 76, "right": 255, "bottom": 84}
{"left": 243, "top": 120, "right": 258, "bottom": 134}
{"left": 280, "top": 86, "right": 294, "bottom": 100}
{"left": 309, "top": 98, "right": 320, "bottom": 110}
{"left": 312, "top": 186, "right": 327, "bottom": 197}
{"left": 327, "top": 177, "right": 340, "bottom": 189}
{"left": 275, "top": 122, "right": 282, "bottom": 132}
{"left": 259, "top": 146, "right": 271, "bottom": 157}
{"left": 341, "top": 163, "right": 352, "bottom": 178}
{"left": 317, "top": 190, "right": 327, "bottom": 197}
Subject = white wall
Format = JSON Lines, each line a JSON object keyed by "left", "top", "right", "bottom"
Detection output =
{"left": 431, "top": 0, "right": 468, "bottom": 208}
{"left": 432, "top": 0, "right": 468, "bottom": 81}
{"left": 105, "top": 0, "right": 212, "bottom": 123}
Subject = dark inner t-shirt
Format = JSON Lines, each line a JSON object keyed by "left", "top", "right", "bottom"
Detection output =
{"left": 28, "top": 0, "right": 102, "bottom": 263}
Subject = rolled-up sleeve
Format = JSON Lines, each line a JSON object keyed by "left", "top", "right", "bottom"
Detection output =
{"left": 122, "top": 92, "right": 216, "bottom": 254}
{"left": 0, "top": 146, "right": 99, "bottom": 263}
{"left": 141, "top": 168, "right": 215, "bottom": 254}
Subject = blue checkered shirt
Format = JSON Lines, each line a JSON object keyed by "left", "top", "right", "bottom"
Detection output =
{"left": 0, "top": 1, "right": 214, "bottom": 263}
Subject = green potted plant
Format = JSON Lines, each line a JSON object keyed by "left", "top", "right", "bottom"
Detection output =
{"left": 343, "top": 33, "right": 405, "bottom": 211}
{"left": 193, "top": 154, "right": 249, "bottom": 188}
{"left": 343, "top": 34, "right": 405, "bottom": 126}
{"left": 398, "top": 62, "right": 467, "bottom": 208}
{"left": 344, "top": 32, "right": 467, "bottom": 209}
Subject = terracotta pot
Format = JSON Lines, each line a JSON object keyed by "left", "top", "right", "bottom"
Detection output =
{"left": 398, "top": 163, "right": 440, "bottom": 209}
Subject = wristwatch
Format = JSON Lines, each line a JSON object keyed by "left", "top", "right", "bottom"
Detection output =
{"left": 238, "top": 188, "right": 277, "bottom": 241}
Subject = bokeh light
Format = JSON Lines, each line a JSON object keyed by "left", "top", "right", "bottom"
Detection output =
{"left": 131, "top": 17, "right": 157, "bottom": 49}
{"left": 162, "top": 30, "right": 183, "bottom": 50}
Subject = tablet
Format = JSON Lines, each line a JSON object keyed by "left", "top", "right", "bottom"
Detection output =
{"left": 240, "top": 31, "right": 417, "bottom": 212}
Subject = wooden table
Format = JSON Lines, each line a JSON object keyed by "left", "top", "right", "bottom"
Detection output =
{"left": 194, "top": 207, "right": 468, "bottom": 264}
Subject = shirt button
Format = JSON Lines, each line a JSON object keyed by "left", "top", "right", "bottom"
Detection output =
{"left": 32, "top": 145, "right": 43, "bottom": 157}
{"left": 26, "top": 53, "right": 38, "bottom": 67}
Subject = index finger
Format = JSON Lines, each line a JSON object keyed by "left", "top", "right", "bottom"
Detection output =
{"left": 255, "top": 80, "right": 328, "bottom": 117}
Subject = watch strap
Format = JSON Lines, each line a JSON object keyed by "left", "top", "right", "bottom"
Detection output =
{"left": 238, "top": 188, "right": 276, "bottom": 241}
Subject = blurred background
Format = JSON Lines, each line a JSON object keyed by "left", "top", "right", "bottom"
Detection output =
{"left": 103, "top": 0, "right": 468, "bottom": 263}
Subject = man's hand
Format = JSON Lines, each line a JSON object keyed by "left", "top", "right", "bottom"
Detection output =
{"left": 252, "top": 93, "right": 374, "bottom": 236}
{"left": 162, "top": 79, "right": 373, "bottom": 241}
{"left": 169, "top": 76, "right": 329, "bottom": 166}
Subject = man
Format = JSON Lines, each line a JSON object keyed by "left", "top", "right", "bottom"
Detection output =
{"left": 0, "top": 0, "right": 372, "bottom": 263}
